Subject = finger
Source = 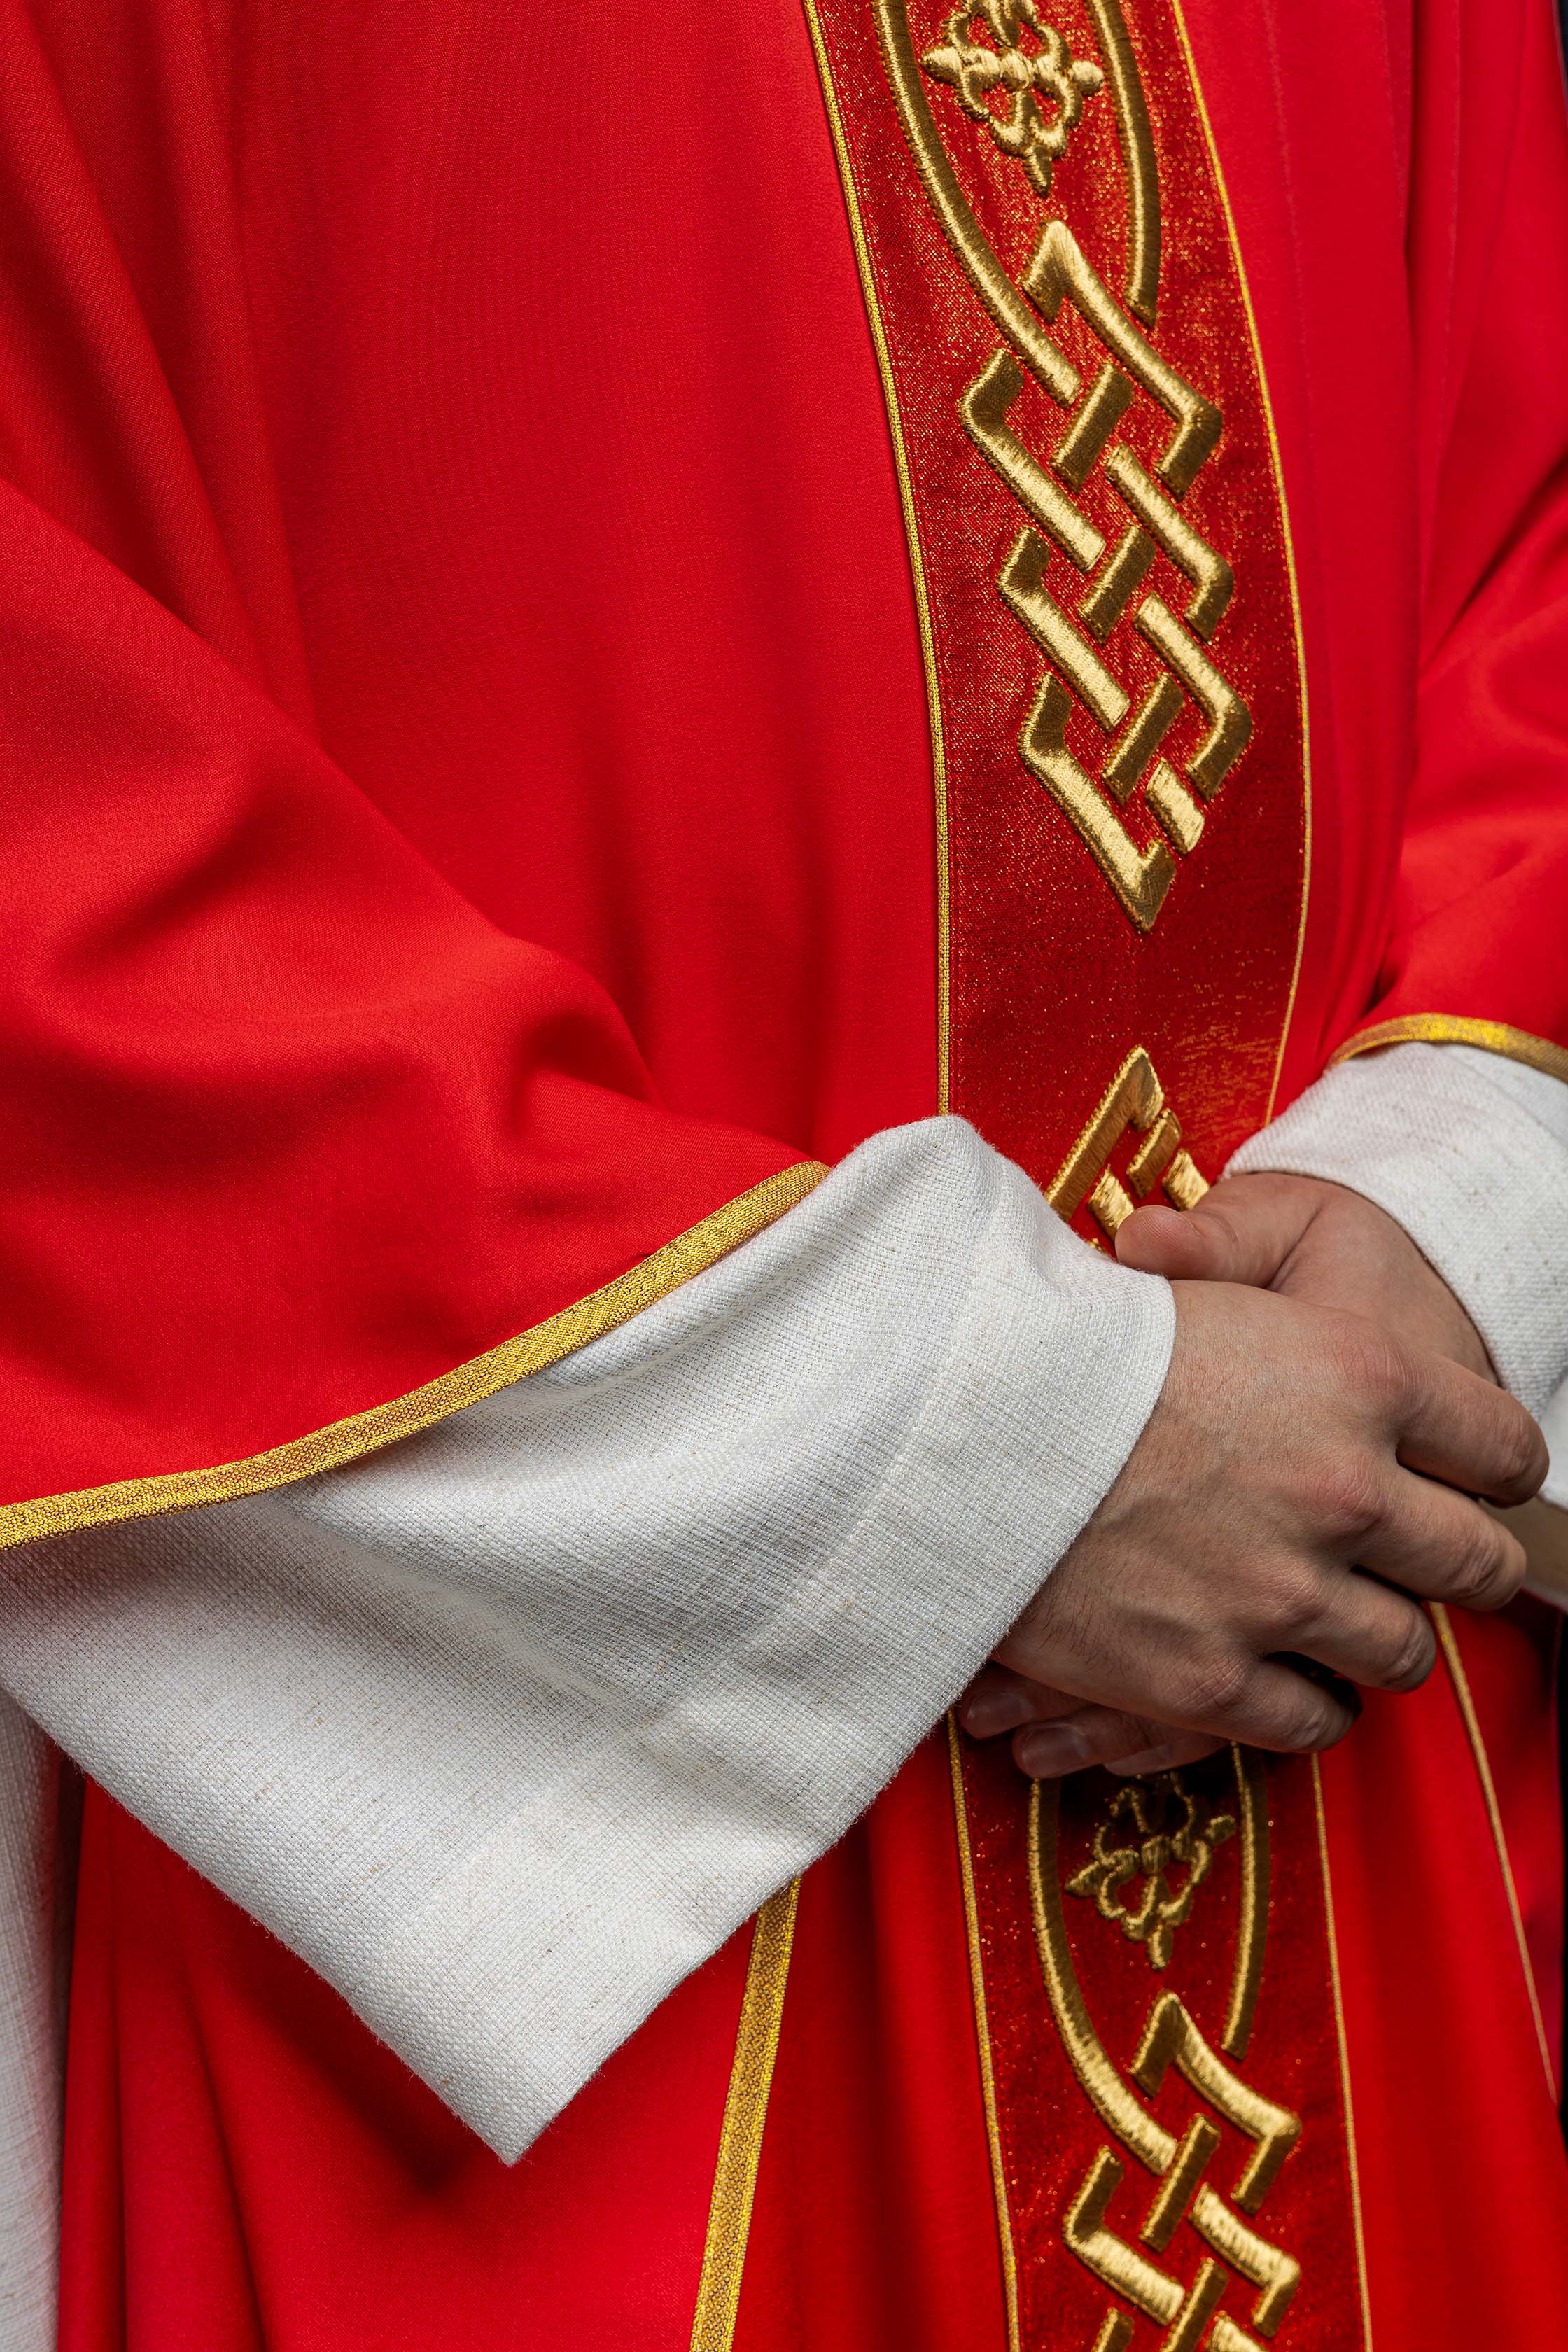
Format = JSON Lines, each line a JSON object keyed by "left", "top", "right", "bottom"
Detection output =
{"left": 1198, "top": 1656, "right": 1359, "bottom": 1754}
{"left": 1266, "top": 1566, "right": 1438, "bottom": 1692}
{"left": 1012, "top": 1704, "right": 1200, "bottom": 1778}
{"left": 1014, "top": 1652, "right": 1357, "bottom": 1768}
{"left": 1380, "top": 1345, "right": 1546, "bottom": 1504}
{"left": 1353, "top": 1470, "right": 1530, "bottom": 1613}
{"left": 1108, "top": 1734, "right": 1228, "bottom": 1776}
{"left": 959, "top": 1667, "right": 1083, "bottom": 1740}
{"left": 1114, "top": 1175, "right": 1318, "bottom": 1286}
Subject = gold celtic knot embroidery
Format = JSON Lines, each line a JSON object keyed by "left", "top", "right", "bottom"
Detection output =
{"left": 921, "top": 1, "right": 1104, "bottom": 194}
{"left": 883, "top": 0, "right": 1252, "bottom": 930}
{"left": 1068, "top": 1770, "right": 1237, "bottom": 1969}
{"left": 1030, "top": 1765, "right": 1303, "bottom": 2352}
{"left": 1048, "top": 1045, "right": 1209, "bottom": 1241}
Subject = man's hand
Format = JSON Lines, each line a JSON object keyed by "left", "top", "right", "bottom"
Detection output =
{"left": 1117, "top": 1172, "right": 1494, "bottom": 1378}
{"left": 960, "top": 1176, "right": 1545, "bottom": 1779}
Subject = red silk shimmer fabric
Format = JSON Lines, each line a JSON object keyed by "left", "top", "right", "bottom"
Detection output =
{"left": 12, "top": 0, "right": 1568, "bottom": 2339}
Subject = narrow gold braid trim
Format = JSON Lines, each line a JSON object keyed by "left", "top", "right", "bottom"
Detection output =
{"left": 946, "top": 1713, "right": 1022, "bottom": 2352}
{"left": 1331, "top": 1015, "right": 1568, "bottom": 1086}
{"left": 689, "top": 1882, "right": 801, "bottom": 2352}
{"left": 1309, "top": 1756, "right": 1375, "bottom": 2352}
{"left": 0, "top": 1162, "right": 827, "bottom": 1553}
{"left": 1432, "top": 1603, "right": 1558, "bottom": 2101}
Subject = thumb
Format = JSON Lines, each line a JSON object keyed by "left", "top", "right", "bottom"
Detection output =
{"left": 1114, "top": 1173, "right": 1318, "bottom": 1285}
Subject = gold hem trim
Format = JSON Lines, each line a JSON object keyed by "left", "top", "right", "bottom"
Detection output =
{"left": 1330, "top": 1015, "right": 1568, "bottom": 1087}
{"left": 0, "top": 1162, "right": 827, "bottom": 1552}
{"left": 1166, "top": 0, "right": 1312, "bottom": 1124}
{"left": 1432, "top": 1602, "right": 1558, "bottom": 2100}
{"left": 947, "top": 1714, "right": 1023, "bottom": 2351}
{"left": 689, "top": 1882, "right": 801, "bottom": 2352}
{"left": 802, "top": 0, "right": 953, "bottom": 1114}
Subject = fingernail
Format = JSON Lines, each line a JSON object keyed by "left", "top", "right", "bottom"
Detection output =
{"left": 960, "top": 1688, "right": 1033, "bottom": 1736}
{"left": 1110, "top": 1744, "right": 1182, "bottom": 1775}
{"left": 1016, "top": 1724, "right": 1091, "bottom": 1777}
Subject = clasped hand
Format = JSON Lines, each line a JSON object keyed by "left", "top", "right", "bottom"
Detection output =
{"left": 960, "top": 1172, "right": 1548, "bottom": 1778}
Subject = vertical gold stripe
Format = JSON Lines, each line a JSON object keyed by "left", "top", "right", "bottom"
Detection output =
{"left": 1309, "top": 1756, "right": 1376, "bottom": 2352}
{"left": 946, "top": 1716, "right": 1023, "bottom": 2351}
{"left": 801, "top": 0, "right": 953, "bottom": 1114}
{"left": 1432, "top": 1603, "right": 1558, "bottom": 2099}
{"left": 689, "top": 1882, "right": 801, "bottom": 2352}
{"left": 1166, "top": 0, "right": 1312, "bottom": 1124}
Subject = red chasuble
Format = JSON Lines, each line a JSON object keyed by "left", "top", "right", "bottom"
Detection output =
{"left": 2, "top": 0, "right": 1567, "bottom": 2340}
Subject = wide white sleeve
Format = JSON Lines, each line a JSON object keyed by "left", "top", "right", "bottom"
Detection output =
{"left": 0, "top": 1115, "right": 1172, "bottom": 2163}
{"left": 1224, "top": 1040, "right": 1568, "bottom": 1602}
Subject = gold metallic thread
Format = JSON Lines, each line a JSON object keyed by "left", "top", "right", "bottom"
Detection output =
{"left": 1222, "top": 1746, "right": 1270, "bottom": 2059}
{"left": 1047, "top": 1046, "right": 1210, "bottom": 1235}
{"left": 1030, "top": 1773, "right": 1302, "bottom": 2343}
{"left": 877, "top": 0, "right": 1082, "bottom": 405}
{"left": 962, "top": 349, "right": 1107, "bottom": 567}
{"left": 1082, "top": 0, "right": 1161, "bottom": 321}
{"left": 948, "top": 1715, "right": 1023, "bottom": 2352}
{"left": 1, "top": 1163, "right": 826, "bottom": 1551}
{"left": 689, "top": 1882, "right": 802, "bottom": 2352}
{"left": 1331, "top": 1014, "right": 1568, "bottom": 1087}
{"left": 1021, "top": 220, "right": 1219, "bottom": 493}
{"left": 878, "top": 0, "right": 1266, "bottom": 933}
{"left": 1432, "top": 1602, "right": 1558, "bottom": 2099}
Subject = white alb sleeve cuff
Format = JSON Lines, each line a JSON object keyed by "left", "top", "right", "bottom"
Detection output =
{"left": 1224, "top": 1042, "right": 1568, "bottom": 1414}
{"left": 0, "top": 1116, "right": 1172, "bottom": 2161}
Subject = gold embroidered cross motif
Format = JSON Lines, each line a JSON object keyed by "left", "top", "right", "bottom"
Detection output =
{"left": 921, "top": 1, "right": 1105, "bottom": 194}
{"left": 1068, "top": 1771, "right": 1237, "bottom": 1969}
{"left": 1047, "top": 1046, "right": 1208, "bottom": 1240}
{"left": 882, "top": 0, "right": 1252, "bottom": 930}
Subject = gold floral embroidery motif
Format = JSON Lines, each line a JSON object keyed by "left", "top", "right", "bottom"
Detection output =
{"left": 922, "top": 0, "right": 1105, "bottom": 194}
{"left": 877, "top": 0, "right": 1250, "bottom": 930}
{"left": 1068, "top": 1770, "right": 1237, "bottom": 1970}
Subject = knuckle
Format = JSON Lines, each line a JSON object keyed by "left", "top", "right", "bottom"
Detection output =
{"left": 1338, "top": 1325, "right": 1412, "bottom": 1419}
{"left": 1316, "top": 1456, "right": 1390, "bottom": 1547}
{"left": 1447, "top": 1514, "right": 1527, "bottom": 1611}
{"left": 1261, "top": 1562, "right": 1334, "bottom": 1645}
{"left": 1376, "top": 1609, "right": 1437, "bottom": 1695}
{"left": 1173, "top": 1651, "right": 1253, "bottom": 1729}
{"left": 1303, "top": 1696, "right": 1356, "bottom": 1753}
{"left": 1104, "top": 1713, "right": 1166, "bottom": 1758}
{"left": 1441, "top": 1515, "right": 1514, "bottom": 1609}
{"left": 1490, "top": 1406, "right": 1548, "bottom": 1503}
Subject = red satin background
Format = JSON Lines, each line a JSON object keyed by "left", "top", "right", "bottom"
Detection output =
{"left": 6, "top": 0, "right": 1565, "bottom": 2339}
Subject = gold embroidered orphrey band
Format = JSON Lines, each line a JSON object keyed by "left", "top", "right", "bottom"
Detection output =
{"left": 807, "top": 0, "right": 1310, "bottom": 1222}
{"left": 685, "top": 0, "right": 1346, "bottom": 2334}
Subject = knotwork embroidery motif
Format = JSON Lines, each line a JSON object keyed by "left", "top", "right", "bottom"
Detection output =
{"left": 1047, "top": 1045, "right": 1209, "bottom": 1240}
{"left": 877, "top": 0, "right": 1251, "bottom": 930}
{"left": 1032, "top": 1761, "right": 1303, "bottom": 2350}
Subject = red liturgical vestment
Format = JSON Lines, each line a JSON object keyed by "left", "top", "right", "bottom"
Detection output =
{"left": 2, "top": 0, "right": 1567, "bottom": 2341}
